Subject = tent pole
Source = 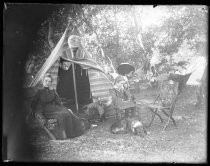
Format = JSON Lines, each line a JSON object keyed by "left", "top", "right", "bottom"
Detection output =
{"left": 72, "top": 63, "right": 79, "bottom": 113}
{"left": 68, "top": 35, "right": 81, "bottom": 113}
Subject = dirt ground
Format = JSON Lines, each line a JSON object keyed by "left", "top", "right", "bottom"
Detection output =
{"left": 31, "top": 86, "right": 207, "bottom": 163}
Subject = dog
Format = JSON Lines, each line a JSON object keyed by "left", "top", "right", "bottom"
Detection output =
{"left": 126, "top": 117, "right": 147, "bottom": 137}
{"left": 110, "top": 117, "right": 147, "bottom": 137}
{"left": 82, "top": 101, "right": 105, "bottom": 123}
{"left": 110, "top": 118, "right": 128, "bottom": 134}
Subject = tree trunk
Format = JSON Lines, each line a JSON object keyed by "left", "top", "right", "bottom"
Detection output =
{"left": 48, "top": 20, "right": 55, "bottom": 50}
{"left": 131, "top": 6, "right": 150, "bottom": 73}
{"left": 114, "top": 7, "right": 120, "bottom": 66}
{"left": 79, "top": 7, "right": 116, "bottom": 72}
{"left": 131, "top": 6, "right": 145, "bottom": 52}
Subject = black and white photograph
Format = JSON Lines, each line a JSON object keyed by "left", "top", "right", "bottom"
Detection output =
{"left": 3, "top": 3, "right": 208, "bottom": 163}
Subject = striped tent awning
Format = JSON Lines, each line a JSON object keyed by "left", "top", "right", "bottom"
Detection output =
{"left": 35, "top": 57, "right": 114, "bottom": 105}
{"left": 88, "top": 68, "right": 113, "bottom": 102}
{"left": 59, "top": 58, "right": 114, "bottom": 103}
{"left": 28, "top": 26, "right": 114, "bottom": 106}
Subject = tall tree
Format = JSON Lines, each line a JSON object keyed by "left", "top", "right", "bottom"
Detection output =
{"left": 114, "top": 6, "right": 120, "bottom": 65}
{"left": 130, "top": 6, "right": 145, "bottom": 53}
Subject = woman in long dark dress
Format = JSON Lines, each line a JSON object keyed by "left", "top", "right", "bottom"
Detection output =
{"left": 31, "top": 73, "right": 89, "bottom": 140}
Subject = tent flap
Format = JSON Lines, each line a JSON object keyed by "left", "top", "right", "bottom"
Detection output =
{"left": 29, "top": 27, "right": 68, "bottom": 87}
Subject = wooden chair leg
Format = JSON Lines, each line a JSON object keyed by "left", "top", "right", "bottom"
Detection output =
{"left": 156, "top": 110, "right": 164, "bottom": 123}
{"left": 148, "top": 109, "right": 156, "bottom": 127}
{"left": 148, "top": 108, "right": 164, "bottom": 123}
{"left": 35, "top": 116, "right": 56, "bottom": 140}
{"left": 162, "top": 108, "right": 176, "bottom": 131}
{"left": 163, "top": 117, "right": 171, "bottom": 131}
{"left": 162, "top": 109, "right": 176, "bottom": 126}
{"left": 169, "top": 104, "right": 177, "bottom": 126}
{"left": 43, "top": 126, "right": 57, "bottom": 140}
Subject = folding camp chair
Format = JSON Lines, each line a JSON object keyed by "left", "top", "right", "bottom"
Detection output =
{"left": 24, "top": 91, "right": 62, "bottom": 140}
{"left": 24, "top": 98, "right": 59, "bottom": 140}
{"left": 109, "top": 88, "right": 141, "bottom": 120}
{"left": 136, "top": 80, "right": 179, "bottom": 130}
{"left": 34, "top": 113, "right": 57, "bottom": 140}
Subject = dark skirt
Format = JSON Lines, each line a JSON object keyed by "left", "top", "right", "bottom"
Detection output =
{"left": 43, "top": 104, "right": 86, "bottom": 139}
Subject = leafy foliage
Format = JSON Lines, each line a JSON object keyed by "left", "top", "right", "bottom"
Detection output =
{"left": 25, "top": 5, "right": 207, "bottom": 78}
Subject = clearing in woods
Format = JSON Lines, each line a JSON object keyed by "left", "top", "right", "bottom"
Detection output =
{"left": 31, "top": 86, "right": 207, "bottom": 163}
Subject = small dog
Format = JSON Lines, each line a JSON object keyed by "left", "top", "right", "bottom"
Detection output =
{"left": 110, "top": 117, "right": 147, "bottom": 137}
{"left": 110, "top": 118, "right": 128, "bottom": 134}
{"left": 82, "top": 97, "right": 106, "bottom": 123}
{"left": 126, "top": 117, "right": 147, "bottom": 137}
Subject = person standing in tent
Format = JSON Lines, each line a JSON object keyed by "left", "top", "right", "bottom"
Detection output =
{"left": 31, "top": 73, "right": 90, "bottom": 140}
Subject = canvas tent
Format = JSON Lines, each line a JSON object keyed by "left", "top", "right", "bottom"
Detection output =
{"left": 186, "top": 56, "right": 207, "bottom": 86}
{"left": 28, "top": 27, "right": 114, "bottom": 112}
{"left": 56, "top": 58, "right": 114, "bottom": 110}
{"left": 176, "top": 56, "right": 207, "bottom": 86}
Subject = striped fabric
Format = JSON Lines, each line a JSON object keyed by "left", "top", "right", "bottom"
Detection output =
{"left": 88, "top": 68, "right": 113, "bottom": 103}
{"left": 29, "top": 27, "right": 114, "bottom": 102}
{"left": 55, "top": 57, "right": 114, "bottom": 102}
{"left": 33, "top": 55, "right": 114, "bottom": 101}
{"left": 29, "top": 28, "right": 68, "bottom": 87}
{"left": 47, "top": 59, "right": 60, "bottom": 90}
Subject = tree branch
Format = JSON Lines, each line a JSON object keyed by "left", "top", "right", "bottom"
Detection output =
{"left": 79, "top": 7, "right": 116, "bottom": 72}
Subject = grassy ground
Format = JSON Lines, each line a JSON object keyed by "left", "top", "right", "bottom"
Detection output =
{"left": 30, "top": 86, "right": 207, "bottom": 163}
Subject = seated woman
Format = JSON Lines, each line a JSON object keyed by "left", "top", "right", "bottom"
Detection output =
{"left": 114, "top": 75, "right": 135, "bottom": 101}
{"left": 113, "top": 75, "right": 137, "bottom": 118}
{"left": 31, "top": 73, "right": 90, "bottom": 140}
